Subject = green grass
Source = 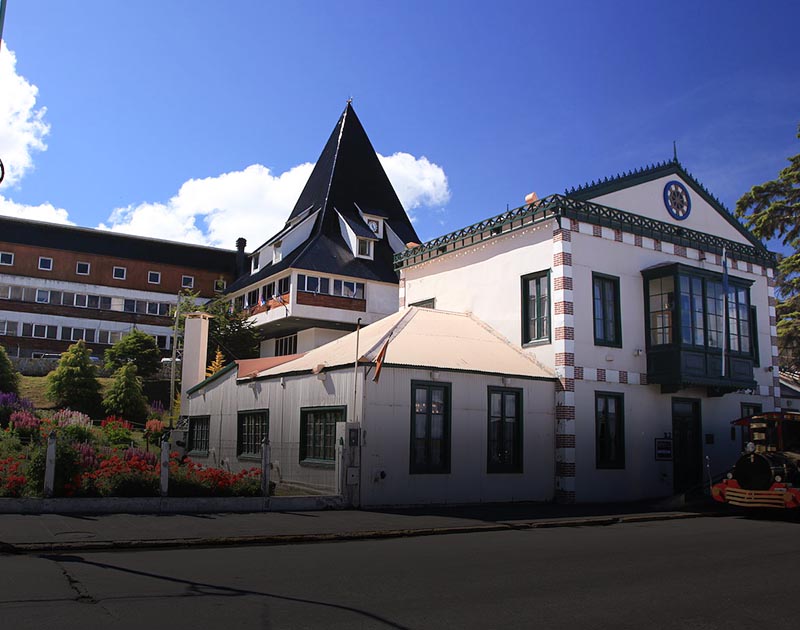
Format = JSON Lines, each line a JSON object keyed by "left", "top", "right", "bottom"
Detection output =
{"left": 18, "top": 375, "right": 114, "bottom": 410}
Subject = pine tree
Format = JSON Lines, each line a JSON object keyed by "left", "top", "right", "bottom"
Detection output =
{"left": 736, "top": 124, "right": 800, "bottom": 371}
{"left": 46, "top": 340, "right": 102, "bottom": 416}
{"left": 103, "top": 364, "right": 148, "bottom": 424}
{"left": 0, "top": 345, "right": 20, "bottom": 394}
{"left": 104, "top": 329, "right": 162, "bottom": 378}
{"left": 206, "top": 348, "right": 226, "bottom": 377}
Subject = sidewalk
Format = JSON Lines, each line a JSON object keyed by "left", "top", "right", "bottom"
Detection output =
{"left": 0, "top": 499, "right": 724, "bottom": 553}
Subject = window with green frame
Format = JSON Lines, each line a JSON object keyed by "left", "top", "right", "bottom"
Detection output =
{"left": 593, "top": 273, "right": 621, "bottom": 347}
{"left": 521, "top": 271, "right": 550, "bottom": 344}
{"left": 187, "top": 416, "right": 210, "bottom": 454}
{"left": 645, "top": 266, "right": 754, "bottom": 357}
{"left": 410, "top": 381, "right": 451, "bottom": 474}
{"left": 595, "top": 392, "right": 624, "bottom": 469}
{"left": 300, "top": 407, "right": 344, "bottom": 463}
{"left": 237, "top": 410, "right": 268, "bottom": 458}
{"left": 487, "top": 387, "right": 522, "bottom": 473}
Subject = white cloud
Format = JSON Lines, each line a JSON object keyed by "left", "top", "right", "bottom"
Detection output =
{"left": 380, "top": 152, "right": 451, "bottom": 212}
{"left": 100, "top": 154, "right": 451, "bottom": 248}
{"left": 0, "top": 46, "right": 49, "bottom": 187}
{"left": 0, "top": 43, "right": 450, "bottom": 246}
{"left": 99, "top": 163, "right": 315, "bottom": 248}
{"left": 0, "top": 196, "right": 73, "bottom": 225}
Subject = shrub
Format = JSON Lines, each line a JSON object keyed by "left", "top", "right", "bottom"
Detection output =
{"left": 80, "top": 452, "right": 158, "bottom": 497}
{"left": 104, "top": 330, "right": 162, "bottom": 378}
{"left": 168, "top": 454, "right": 267, "bottom": 497}
{"left": 0, "top": 454, "right": 27, "bottom": 497}
{"left": 99, "top": 416, "right": 134, "bottom": 447}
{"left": 46, "top": 341, "right": 103, "bottom": 417}
{"left": 144, "top": 419, "right": 166, "bottom": 446}
{"left": 0, "top": 392, "right": 34, "bottom": 429}
{"left": 103, "top": 364, "right": 148, "bottom": 424}
{"left": 25, "top": 440, "right": 82, "bottom": 497}
{"left": 0, "top": 346, "right": 20, "bottom": 395}
{"left": 52, "top": 409, "right": 93, "bottom": 428}
{"left": 9, "top": 411, "right": 40, "bottom": 440}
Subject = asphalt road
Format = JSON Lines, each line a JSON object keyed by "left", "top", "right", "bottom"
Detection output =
{"left": 1, "top": 515, "right": 798, "bottom": 629}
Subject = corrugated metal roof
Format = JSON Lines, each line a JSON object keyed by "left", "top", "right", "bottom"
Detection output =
{"left": 245, "top": 307, "right": 555, "bottom": 381}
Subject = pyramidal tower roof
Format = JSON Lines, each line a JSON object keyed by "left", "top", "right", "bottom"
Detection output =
{"left": 227, "top": 103, "right": 419, "bottom": 292}
{"left": 288, "top": 102, "right": 418, "bottom": 244}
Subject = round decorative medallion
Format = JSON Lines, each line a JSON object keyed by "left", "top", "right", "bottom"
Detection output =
{"left": 663, "top": 180, "right": 691, "bottom": 220}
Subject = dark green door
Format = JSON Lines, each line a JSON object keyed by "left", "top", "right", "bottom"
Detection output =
{"left": 672, "top": 399, "right": 702, "bottom": 494}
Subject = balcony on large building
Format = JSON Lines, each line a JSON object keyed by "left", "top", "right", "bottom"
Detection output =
{"left": 642, "top": 263, "right": 757, "bottom": 395}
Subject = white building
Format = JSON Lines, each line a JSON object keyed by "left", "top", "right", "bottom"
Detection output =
{"left": 184, "top": 307, "right": 556, "bottom": 506}
{"left": 398, "top": 159, "right": 778, "bottom": 502}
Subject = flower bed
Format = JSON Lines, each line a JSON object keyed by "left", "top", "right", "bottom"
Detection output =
{"left": 0, "top": 395, "right": 269, "bottom": 499}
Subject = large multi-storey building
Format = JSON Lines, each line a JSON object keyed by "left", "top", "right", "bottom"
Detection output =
{"left": 0, "top": 216, "right": 237, "bottom": 358}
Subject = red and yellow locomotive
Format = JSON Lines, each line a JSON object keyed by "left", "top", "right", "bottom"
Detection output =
{"left": 712, "top": 412, "right": 800, "bottom": 509}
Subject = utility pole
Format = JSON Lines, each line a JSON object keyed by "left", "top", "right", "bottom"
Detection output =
{"left": 168, "top": 293, "right": 183, "bottom": 427}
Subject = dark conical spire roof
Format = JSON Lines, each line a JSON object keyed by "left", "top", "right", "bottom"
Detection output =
{"left": 288, "top": 103, "right": 418, "bottom": 244}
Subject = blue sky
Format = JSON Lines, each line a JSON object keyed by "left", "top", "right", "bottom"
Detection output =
{"left": 1, "top": 0, "right": 798, "bottom": 250}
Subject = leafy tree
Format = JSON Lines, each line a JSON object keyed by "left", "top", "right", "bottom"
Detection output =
{"left": 736, "top": 124, "right": 800, "bottom": 371}
{"left": 104, "top": 329, "right": 162, "bottom": 378}
{"left": 103, "top": 364, "right": 148, "bottom": 424}
{"left": 46, "top": 340, "right": 103, "bottom": 417}
{"left": 0, "top": 345, "right": 20, "bottom": 395}
{"left": 175, "top": 291, "right": 260, "bottom": 364}
{"left": 206, "top": 348, "right": 226, "bottom": 377}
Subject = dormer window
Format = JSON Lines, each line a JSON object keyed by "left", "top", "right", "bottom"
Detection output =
{"left": 252, "top": 254, "right": 260, "bottom": 272}
{"left": 357, "top": 238, "right": 373, "bottom": 259}
{"left": 273, "top": 241, "right": 282, "bottom": 264}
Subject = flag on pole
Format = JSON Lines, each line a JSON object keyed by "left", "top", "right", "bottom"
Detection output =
{"left": 721, "top": 246, "right": 728, "bottom": 377}
{"left": 372, "top": 335, "right": 391, "bottom": 383}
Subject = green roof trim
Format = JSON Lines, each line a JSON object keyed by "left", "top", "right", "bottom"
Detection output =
{"left": 186, "top": 361, "right": 237, "bottom": 395}
{"left": 565, "top": 158, "right": 763, "bottom": 252}
{"left": 393, "top": 194, "right": 775, "bottom": 271}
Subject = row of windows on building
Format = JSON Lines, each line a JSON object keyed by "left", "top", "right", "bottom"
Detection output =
{"left": 521, "top": 267, "right": 757, "bottom": 359}
{"left": 0, "top": 282, "right": 175, "bottom": 317}
{"left": 0, "top": 319, "right": 170, "bottom": 348}
{"left": 0, "top": 251, "right": 205, "bottom": 289}
{"left": 235, "top": 274, "right": 367, "bottom": 311}
{"left": 185, "top": 384, "right": 627, "bottom": 473}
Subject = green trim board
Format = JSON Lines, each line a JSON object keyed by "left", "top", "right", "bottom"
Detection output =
{"left": 394, "top": 194, "right": 774, "bottom": 271}
{"left": 186, "top": 361, "right": 237, "bottom": 395}
{"left": 565, "top": 158, "right": 763, "bottom": 253}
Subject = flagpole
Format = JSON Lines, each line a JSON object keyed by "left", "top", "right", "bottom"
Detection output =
{"left": 721, "top": 246, "right": 728, "bottom": 377}
{"left": 352, "top": 317, "right": 361, "bottom": 422}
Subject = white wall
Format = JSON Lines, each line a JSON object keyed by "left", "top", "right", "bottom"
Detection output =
{"left": 186, "top": 364, "right": 557, "bottom": 506}
{"left": 402, "top": 221, "right": 555, "bottom": 366}
{"left": 588, "top": 174, "right": 752, "bottom": 246}
{"left": 572, "top": 380, "right": 768, "bottom": 502}
{"left": 360, "top": 367, "right": 556, "bottom": 506}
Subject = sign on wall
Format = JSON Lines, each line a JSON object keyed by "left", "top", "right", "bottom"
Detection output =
{"left": 655, "top": 438, "right": 673, "bottom": 461}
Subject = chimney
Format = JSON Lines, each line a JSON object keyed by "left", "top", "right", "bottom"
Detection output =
{"left": 235, "top": 237, "right": 247, "bottom": 278}
{"left": 180, "top": 312, "right": 213, "bottom": 413}
{"left": 525, "top": 192, "right": 539, "bottom": 205}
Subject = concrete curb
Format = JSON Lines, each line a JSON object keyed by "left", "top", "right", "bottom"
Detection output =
{"left": 0, "top": 511, "right": 710, "bottom": 554}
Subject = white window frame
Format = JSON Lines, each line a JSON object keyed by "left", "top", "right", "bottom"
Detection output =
{"left": 214, "top": 279, "right": 227, "bottom": 292}
{"left": 35, "top": 289, "right": 50, "bottom": 304}
{"left": 356, "top": 238, "right": 373, "bottom": 259}
{"left": 38, "top": 256, "right": 53, "bottom": 271}
{"left": 148, "top": 271, "right": 161, "bottom": 285}
{"left": 0, "top": 252, "right": 14, "bottom": 266}
{"left": 76, "top": 261, "right": 91, "bottom": 275}
{"left": 181, "top": 275, "right": 195, "bottom": 289}
{"left": 113, "top": 266, "right": 127, "bottom": 280}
